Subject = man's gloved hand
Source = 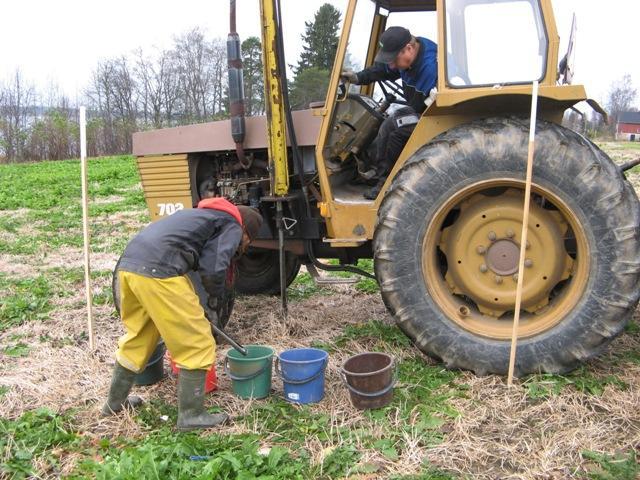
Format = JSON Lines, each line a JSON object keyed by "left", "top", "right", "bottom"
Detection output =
{"left": 340, "top": 69, "right": 359, "bottom": 84}
{"left": 200, "top": 275, "right": 219, "bottom": 299}
{"left": 204, "top": 296, "right": 219, "bottom": 324}
{"left": 207, "top": 296, "right": 218, "bottom": 311}
{"left": 204, "top": 306, "right": 218, "bottom": 327}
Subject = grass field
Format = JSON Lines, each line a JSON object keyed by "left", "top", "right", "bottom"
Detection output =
{"left": 1, "top": 145, "right": 639, "bottom": 479}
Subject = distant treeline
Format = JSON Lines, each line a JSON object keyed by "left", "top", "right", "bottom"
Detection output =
{"left": 0, "top": 29, "right": 265, "bottom": 163}
{"left": 0, "top": 3, "right": 343, "bottom": 163}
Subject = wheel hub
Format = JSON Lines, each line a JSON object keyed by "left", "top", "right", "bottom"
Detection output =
{"left": 439, "top": 189, "right": 574, "bottom": 317}
{"left": 486, "top": 239, "right": 520, "bottom": 276}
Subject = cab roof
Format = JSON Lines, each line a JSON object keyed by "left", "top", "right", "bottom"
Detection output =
{"left": 373, "top": 0, "right": 437, "bottom": 12}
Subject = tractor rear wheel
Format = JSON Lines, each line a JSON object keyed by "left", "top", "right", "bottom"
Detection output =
{"left": 235, "top": 247, "right": 301, "bottom": 295}
{"left": 374, "top": 117, "right": 640, "bottom": 376}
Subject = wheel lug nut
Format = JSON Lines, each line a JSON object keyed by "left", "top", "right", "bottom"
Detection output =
{"left": 525, "top": 241, "right": 531, "bottom": 249}
{"left": 524, "top": 258, "right": 533, "bottom": 268}
{"left": 512, "top": 273, "right": 519, "bottom": 282}
{"left": 476, "top": 245, "right": 486, "bottom": 255}
{"left": 479, "top": 264, "right": 488, "bottom": 273}
{"left": 506, "top": 229, "right": 515, "bottom": 238}
{"left": 494, "top": 275, "right": 503, "bottom": 284}
{"left": 488, "top": 231, "right": 497, "bottom": 241}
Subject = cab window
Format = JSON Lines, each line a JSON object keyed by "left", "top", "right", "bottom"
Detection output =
{"left": 445, "top": 0, "right": 548, "bottom": 87}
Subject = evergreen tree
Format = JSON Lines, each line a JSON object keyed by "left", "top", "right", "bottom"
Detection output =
{"left": 241, "top": 36, "right": 265, "bottom": 116}
{"left": 290, "top": 4, "right": 341, "bottom": 109}
{"left": 289, "top": 67, "right": 331, "bottom": 110}
{"left": 295, "top": 4, "right": 341, "bottom": 73}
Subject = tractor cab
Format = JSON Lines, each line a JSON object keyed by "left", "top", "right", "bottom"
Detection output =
{"left": 314, "top": 0, "right": 589, "bottom": 244}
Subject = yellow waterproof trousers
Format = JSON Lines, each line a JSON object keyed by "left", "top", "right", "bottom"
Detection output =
{"left": 115, "top": 271, "right": 216, "bottom": 373}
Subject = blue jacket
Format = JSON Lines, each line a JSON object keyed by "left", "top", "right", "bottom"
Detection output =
{"left": 356, "top": 36, "right": 437, "bottom": 114}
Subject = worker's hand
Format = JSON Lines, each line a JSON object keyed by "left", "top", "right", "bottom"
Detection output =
{"left": 340, "top": 69, "right": 359, "bottom": 84}
{"left": 205, "top": 306, "right": 219, "bottom": 328}
{"left": 207, "top": 296, "right": 218, "bottom": 311}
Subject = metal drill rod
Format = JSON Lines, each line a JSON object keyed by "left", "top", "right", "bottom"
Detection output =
{"left": 204, "top": 311, "right": 248, "bottom": 356}
{"left": 211, "top": 323, "right": 248, "bottom": 356}
{"left": 277, "top": 201, "right": 288, "bottom": 317}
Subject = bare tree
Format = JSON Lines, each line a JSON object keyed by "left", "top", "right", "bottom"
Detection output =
{"left": 173, "top": 28, "right": 212, "bottom": 121}
{"left": 172, "top": 29, "right": 228, "bottom": 122}
{"left": 0, "top": 70, "right": 36, "bottom": 162}
{"left": 133, "top": 47, "right": 181, "bottom": 129}
{"left": 210, "top": 38, "right": 228, "bottom": 118}
{"left": 110, "top": 56, "right": 138, "bottom": 152}
{"left": 134, "top": 48, "right": 153, "bottom": 126}
{"left": 85, "top": 60, "right": 117, "bottom": 154}
{"left": 85, "top": 56, "right": 138, "bottom": 154}
{"left": 160, "top": 50, "right": 182, "bottom": 126}
{"left": 606, "top": 74, "right": 638, "bottom": 136}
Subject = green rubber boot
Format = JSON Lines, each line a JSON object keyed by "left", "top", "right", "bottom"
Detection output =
{"left": 101, "top": 363, "right": 144, "bottom": 416}
{"left": 177, "top": 369, "right": 228, "bottom": 431}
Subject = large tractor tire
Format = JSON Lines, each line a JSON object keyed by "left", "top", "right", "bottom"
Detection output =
{"left": 374, "top": 117, "right": 640, "bottom": 376}
{"left": 235, "top": 247, "right": 301, "bottom": 295}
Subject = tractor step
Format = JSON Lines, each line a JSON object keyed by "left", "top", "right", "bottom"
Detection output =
{"left": 306, "top": 264, "right": 358, "bottom": 285}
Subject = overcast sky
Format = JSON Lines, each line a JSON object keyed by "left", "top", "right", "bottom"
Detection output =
{"left": 1, "top": 0, "right": 638, "bottom": 108}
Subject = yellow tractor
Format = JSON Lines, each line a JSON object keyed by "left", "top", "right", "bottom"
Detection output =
{"left": 131, "top": 0, "right": 640, "bottom": 376}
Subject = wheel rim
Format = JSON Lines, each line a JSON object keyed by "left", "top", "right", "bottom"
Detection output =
{"left": 422, "top": 180, "right": 589, "bottom": 340}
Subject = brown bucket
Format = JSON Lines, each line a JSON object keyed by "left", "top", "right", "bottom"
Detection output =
{"left": 341, "top": 352, "right": 395, "bottom": 409}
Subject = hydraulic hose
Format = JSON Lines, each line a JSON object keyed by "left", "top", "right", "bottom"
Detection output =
{"left": 273, "top": 0, "right": 311, "bottom": 217}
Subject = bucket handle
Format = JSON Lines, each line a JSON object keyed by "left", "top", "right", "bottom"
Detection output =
{"left": 340, "top": 365, "right": 397, "bottom": 398}
{"left": 224, "top": 357, "right": 269, "bottom": 382}
{"left": 274, "top": 356, "right": 328, "bottom": 385}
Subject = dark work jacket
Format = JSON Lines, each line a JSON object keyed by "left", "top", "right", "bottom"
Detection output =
{"left": 117, "top": 206, "right": 242, "bottom": 297}
{"left": 356, "top": 37, "right": 438, "bottom": 114}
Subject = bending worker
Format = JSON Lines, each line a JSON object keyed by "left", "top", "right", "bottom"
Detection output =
{"left": 342, "top": 26, "right": 437, "bottom": 199}
{"left": 102, "top": 197, "right": 263, "bottom": 431}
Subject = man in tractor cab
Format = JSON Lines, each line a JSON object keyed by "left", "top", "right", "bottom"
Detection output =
{"left": 102, "top": 198, "right": 262, "bottom": 431}
{"left": 341, "top": 26, "right": 437, "bottom": 199}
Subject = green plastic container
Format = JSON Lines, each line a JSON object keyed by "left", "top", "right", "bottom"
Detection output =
{"left": 225, "top": 345, "right": 274, "bottom": 399}
{"left": 134, "top": 341, "right": 166, "bottom": 386}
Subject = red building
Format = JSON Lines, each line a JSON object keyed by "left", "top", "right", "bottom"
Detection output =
{"left": 617, "top": 111, "right": 640, "bottom": 141}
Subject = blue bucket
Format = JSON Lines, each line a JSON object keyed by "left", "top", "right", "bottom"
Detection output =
{"left": 276, "top": 348, "right": 328, "bottom": 404}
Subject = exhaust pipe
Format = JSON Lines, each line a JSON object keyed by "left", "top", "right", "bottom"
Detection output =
{"left": 228, "top": 0, "right": 250, "bottom": 169}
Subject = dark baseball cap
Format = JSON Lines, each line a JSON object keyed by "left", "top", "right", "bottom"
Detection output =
{"left": 374, "top": 26, "right": 412, "bottom": 64}
{"left": 237, "top": 206, "right": 263, "bottom": 240}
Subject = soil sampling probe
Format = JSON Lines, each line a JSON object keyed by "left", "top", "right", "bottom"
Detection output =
{"left": 206, "top": 311, "right": 248, "bottom": 356}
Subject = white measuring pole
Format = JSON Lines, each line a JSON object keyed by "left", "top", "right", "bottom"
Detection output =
{"left": 507, "top": 81, "right": 539, "bottom": 386}
{"left": 80, "top": 106, "right": 95, "bottom": 350}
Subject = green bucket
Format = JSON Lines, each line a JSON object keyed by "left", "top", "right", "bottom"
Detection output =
{"left": 225, "top": 345, "right": 274, "bottom": 399}
{"left": 134, "top": 341, "right": 166, "bottom": 386}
